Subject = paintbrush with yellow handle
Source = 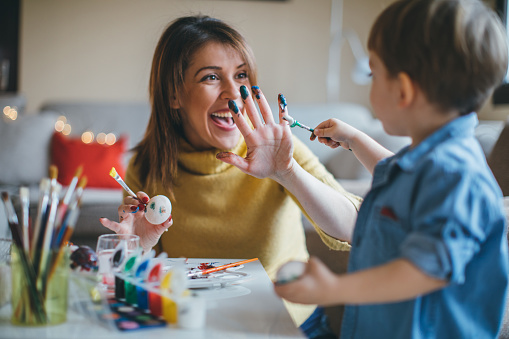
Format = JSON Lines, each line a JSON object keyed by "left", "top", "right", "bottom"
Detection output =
{"left": 109, "top": 167, "right": 139, "bottom": 200}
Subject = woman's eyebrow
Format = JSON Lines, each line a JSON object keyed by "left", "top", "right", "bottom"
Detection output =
{"left": 194, "top": 66, "right": 221, "bottom": 77}
{"left": 194, "top": 63, "right": 247, "bottom": 77}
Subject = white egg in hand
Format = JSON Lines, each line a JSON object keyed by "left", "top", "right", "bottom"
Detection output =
{"left": 276, "top": 261, "right": 306, "bottom": 285}
{"left": 145, "top": 195, "right": 172, "bottom": 225}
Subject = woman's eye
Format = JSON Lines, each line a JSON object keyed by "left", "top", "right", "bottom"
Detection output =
{"left": 236, "top": 72, "right": 248, "bottom": 79}
{"left": 201, "top": 74, "right": 219, "bottom": 81}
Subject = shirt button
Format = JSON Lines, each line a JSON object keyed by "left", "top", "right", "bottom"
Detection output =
{"left": 450, "top": 230, "right": 457, "bottom": 238}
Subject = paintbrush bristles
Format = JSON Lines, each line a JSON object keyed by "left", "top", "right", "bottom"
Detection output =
{"left": 19, "top": 186, "right": 29, "bottom": 197}
{"left": 49, "top": 165, "right": 58, "bottom": 180}
{"left": 78, "top": 176, "right": 88, "bottom": 189}
{"left": 2, "top": 191, "right": 19, "bottom": 225}
{"left": 75, "top": 165, "right": 83, "bottom": 178}
{"left": 282, "top": 115, "right": 295, "bottom": 125}
{"left": 109, "top": 167, "right": 138, "bottom": 198}
{"left": 109, "top": 167, "right": 118, "bottom": 178}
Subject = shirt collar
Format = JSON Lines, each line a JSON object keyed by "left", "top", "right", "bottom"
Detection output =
{"left": 178, "top": 136, "right": 246, "bottom": 175}
{"left": 396, "top": 112, "right": 478, "bottom": 172}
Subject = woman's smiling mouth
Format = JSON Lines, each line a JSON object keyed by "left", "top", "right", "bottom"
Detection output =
{"left": 211, "top": 111, "right": 236, "bottom": 129}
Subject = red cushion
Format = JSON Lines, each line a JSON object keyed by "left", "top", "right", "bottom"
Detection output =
{"left": 51, "top": 132, "right": 127, "bottom": 188}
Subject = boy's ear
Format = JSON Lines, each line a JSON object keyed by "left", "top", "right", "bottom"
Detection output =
{"left": 397, "top": 72, "right": 415, "bottom": 108}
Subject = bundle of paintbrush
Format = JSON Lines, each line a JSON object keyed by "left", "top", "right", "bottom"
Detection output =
{"left": 2, "top": 165, "right": 87, "bottom": 325}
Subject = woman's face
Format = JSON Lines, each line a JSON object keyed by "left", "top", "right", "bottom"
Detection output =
{"left": 175, "top": 42, "right": 251, "bottom": 151}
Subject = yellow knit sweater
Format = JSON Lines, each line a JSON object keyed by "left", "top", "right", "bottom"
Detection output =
{"left": 125, "top": 136, "right": 362, "bottom": 326}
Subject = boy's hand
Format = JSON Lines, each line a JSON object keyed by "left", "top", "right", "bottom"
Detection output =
{"left": 312, "top": 118, "right": 359, "bottom": 151}
{"left": 274, "top": 256, "right": 340, "bottom": 306}
{"left": 275, "top": 257, "right": 449, "bottom": 306}
{"left": 99, "top": 191, "right": 173, "bottom": 252}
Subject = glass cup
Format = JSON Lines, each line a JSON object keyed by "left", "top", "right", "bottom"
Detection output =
{"left": 10, "top": 245, "right": 69, "bottom": 326}
{"left": 96, "top": 234, "right": 139, "bottom": 288}
{"left": 0, "top": 238, "right": 12, "bottom": 308}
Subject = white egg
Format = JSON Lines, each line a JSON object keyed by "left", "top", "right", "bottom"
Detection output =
{"left": 276, "top": 261, "right": 306, "bottom": 285}
{"left": 145, "top": 195, "right": 172, "bottom": 225}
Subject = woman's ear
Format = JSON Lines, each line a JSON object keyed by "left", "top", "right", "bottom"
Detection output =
{"left": 170, "top": 95, "right": 180, "bottom": 109}
{"left": 397, "top": 72, "right": 416, "bottom": 108}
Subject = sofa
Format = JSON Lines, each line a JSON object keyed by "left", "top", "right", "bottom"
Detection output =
{"left": 1, "top": 96, "right": 508, "bottom": 336}
{"left": 0, "top": 98, "right": 415, "bottom": 243}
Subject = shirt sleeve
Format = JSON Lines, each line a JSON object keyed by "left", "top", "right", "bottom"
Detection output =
{"left": 288, "top": 136, "right": 363, "bottom": 251}
{"left": 400, "top": 168, "right": 489, "bottom": 284}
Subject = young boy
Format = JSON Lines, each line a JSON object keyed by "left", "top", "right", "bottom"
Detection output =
{"left": 218, "top": 0, "right": 509, "bottom": 338}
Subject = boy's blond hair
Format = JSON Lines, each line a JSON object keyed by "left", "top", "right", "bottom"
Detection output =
{"left": 368, "top": 0, "right": 508, "bottom": 115}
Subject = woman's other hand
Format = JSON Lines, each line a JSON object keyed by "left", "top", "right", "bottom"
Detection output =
{"left": 216, "top": 85, "right": 295, "bottom": 183}
{"left": 99, "top": 191, "right": 173, "bottom": 252}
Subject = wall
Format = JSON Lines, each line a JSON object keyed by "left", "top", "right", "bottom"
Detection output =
{"left": 18, "top": 0, "right": 509, "bottom": 121}
{"left": 20, "top": 0, "right": 334, "bottom": 111}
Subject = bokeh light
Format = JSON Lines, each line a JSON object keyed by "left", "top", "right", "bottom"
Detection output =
{"left": 81, "top": 131, "right": 94, "bottom": 144}
{"left": 105, "top": 133, "right": 116, "bottom": 145}
{"left": 62, "top": 124, "right": 72, "bottom": 135}
{"left": 3, "top": 106, "right": 18, "bottom": 120}
{"left": 52, "top": 116, "right": 117, "bottom": 145}
{"left": 55, "top": 120, "right": 65, "bottom": 132}
{"left": 96, "top": 132, "right": 107, "bottom": 144}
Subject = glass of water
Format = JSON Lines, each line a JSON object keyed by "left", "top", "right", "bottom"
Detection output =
{"left": 96, "top": 234, "right": 139, "bottom": 288}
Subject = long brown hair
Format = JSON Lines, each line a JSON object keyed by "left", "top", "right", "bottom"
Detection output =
{"left": 134, "top": 15, "right": 257, "bottom": 199}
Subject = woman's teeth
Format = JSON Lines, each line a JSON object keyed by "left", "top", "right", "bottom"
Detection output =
{"left": 211, "top": 112, "right": 235, "bottom": 126}
{"left": 211, "top": 112, "right": 233, "bottom": 118}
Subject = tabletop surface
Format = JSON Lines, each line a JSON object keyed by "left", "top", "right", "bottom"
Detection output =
{"left": 0, "top": 258, "right": 305, "bottom": 339}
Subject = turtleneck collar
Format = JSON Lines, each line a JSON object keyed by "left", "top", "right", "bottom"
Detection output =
{"left": 177, "top": 136, "right": 247, "bottom": 175}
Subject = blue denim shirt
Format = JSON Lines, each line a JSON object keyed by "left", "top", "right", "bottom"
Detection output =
{"left": 341, "top": 113, "right": 508, "bottom": 339}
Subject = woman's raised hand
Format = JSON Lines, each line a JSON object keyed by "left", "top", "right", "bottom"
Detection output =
{"left": 99, "top": 191, "right": 173, "bottom": 252}
{"left": 216, "top": 85, "right": 295, "bottom": 182}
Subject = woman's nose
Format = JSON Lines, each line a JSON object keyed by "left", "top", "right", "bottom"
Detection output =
{"left": 220, "top": 79, "right": 241, "bottom": 100}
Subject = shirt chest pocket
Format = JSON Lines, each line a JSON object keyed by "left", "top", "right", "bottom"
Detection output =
{"left": 363, "top": 205, "right": 408, "bottom": 260}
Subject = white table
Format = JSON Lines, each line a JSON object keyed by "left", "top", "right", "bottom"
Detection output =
{"left": 0, "top": 258, "right": 305, "bottom": 339}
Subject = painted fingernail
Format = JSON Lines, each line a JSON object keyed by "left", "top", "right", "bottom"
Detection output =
{"left": 131, "top": 206, "right": 139, "bottom": 213}
{"left": 278, "top": 93, "right": 287, "bottom": 112}
{"left": 142, "top": 197, "right": 149, "bottom": 203}
{"left": 251, "top": 86, "right": 261, "bottom": 99}
{"left": 228, "top": 100, "right": 239, "bottom": 114}
{"left": 216, "top": 152, "right": 232, "bottom": 159}
{"left": 240, "top": 85, "right": 250, "bottom": 100}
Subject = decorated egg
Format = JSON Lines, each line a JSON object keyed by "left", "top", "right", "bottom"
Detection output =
{"left": 276, "top": 261, "right": 306, "bottom": 285}
{"left": 145, "top": 195, "right": 172, "bottom": 225}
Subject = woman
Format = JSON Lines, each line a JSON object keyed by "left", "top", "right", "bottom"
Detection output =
{"left": 100, "top": 15, "right": 361, "bottom": 337}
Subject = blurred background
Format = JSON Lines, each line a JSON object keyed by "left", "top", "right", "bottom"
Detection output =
{"left": 0, "top": 0, "right": 508, "bottom": 118}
